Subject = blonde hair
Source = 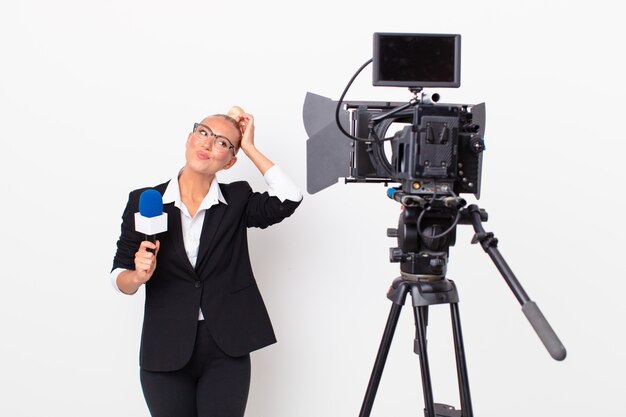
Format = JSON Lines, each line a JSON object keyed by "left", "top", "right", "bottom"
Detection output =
{"left": 227, "top": 105, "right": 245, "bottom": 120}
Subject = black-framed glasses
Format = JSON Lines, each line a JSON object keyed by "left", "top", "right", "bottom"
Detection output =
{"left": 193, "top": 123, "right": 237, "bottom": 156}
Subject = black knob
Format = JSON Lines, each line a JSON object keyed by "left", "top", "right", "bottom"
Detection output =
{"left": 389, "top": 248, "right": 403, "bottom": 263}
{"left": 470, "top": 137, "right": 484, "bottom": 154}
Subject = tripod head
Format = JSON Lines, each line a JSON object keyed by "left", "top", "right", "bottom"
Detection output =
{"left": 386, "top": 190, "right": 487, "bottom": 281}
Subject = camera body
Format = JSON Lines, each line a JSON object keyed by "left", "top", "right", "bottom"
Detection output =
{"left": 349, "top": 99, "right": 485, "bottom": 198}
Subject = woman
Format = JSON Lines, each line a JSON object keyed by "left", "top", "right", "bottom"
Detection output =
{"left": 111, "top": 107, "right": 302, "bottom": 417}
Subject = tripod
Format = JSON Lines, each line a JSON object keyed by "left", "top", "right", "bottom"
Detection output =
{"left": 358, "top": 201, "right": 566, "bottom": 417}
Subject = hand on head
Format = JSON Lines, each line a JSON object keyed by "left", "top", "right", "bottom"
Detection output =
{"left": 227, "top": 105, "right": 255, "bottom": 153}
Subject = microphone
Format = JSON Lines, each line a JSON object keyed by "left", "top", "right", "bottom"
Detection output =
{"left": 135, "top": 190, "right": 168, "bottom": 253}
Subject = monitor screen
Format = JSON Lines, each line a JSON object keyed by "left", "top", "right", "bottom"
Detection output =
{"left": 373, "top": 33, "right": 461, "bottom": 88}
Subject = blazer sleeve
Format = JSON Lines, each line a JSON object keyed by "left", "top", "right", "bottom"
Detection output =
{"left": 111, "top": 190, "right": 143, "bottom": 271}
{"left": 242, "top": 183, "right": 302, "bottom": 229}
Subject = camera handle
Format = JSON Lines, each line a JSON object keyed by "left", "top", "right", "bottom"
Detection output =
{"left": 466, "top": 205, "right": 567, "bottom": 361}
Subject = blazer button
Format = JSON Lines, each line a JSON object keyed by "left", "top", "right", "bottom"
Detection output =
{"left": 194, "top": 281, "right": 201, "bottom": 288}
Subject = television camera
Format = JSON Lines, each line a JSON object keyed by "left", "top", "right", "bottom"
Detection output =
{"left": 303, "top": 33, "right": 566, "bottom": 417}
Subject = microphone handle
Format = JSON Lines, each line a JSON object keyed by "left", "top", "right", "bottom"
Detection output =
{"left": 145, "top": 234, "right": 156, "bottom": 254}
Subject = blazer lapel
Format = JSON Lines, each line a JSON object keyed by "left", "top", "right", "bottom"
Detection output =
{"left": 195, "top": 202, "right": 227, "bottom": 271}
{"left": 164, "top": 202, "right": 196, "bottom": 275}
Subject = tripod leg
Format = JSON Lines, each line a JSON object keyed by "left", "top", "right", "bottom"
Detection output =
{"left": 359, "top": 283, "right": 408, "bottom": 417}
{"left": 413, "top": 304, "right": 437, "bottom": 417}
{"left": 450, "top": 303, "right": 474, "bottom": 417}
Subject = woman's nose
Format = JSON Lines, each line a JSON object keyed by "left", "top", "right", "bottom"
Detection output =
{"left": 201, "top": 137, "right": 212, "bottom": 150}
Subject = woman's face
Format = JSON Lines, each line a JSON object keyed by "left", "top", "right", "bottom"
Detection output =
{"left": 185, "top": 116, "right": 240, "bottom": 176}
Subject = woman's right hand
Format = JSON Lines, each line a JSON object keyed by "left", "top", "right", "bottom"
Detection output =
{"left": 134, "top": 240, "right": 160, "bottom": 284}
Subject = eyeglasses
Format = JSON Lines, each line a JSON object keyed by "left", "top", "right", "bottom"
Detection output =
{"left": 193, "top": 123, "right": 237, "bottom": 156}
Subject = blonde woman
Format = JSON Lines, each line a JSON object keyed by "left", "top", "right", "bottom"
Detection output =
{"left": 111, "top": 107, "right": 302, "bottom": 417}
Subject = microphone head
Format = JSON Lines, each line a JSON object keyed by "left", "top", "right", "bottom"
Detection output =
{"left": 139, "top": 190, "right": 163, "bottom": 218}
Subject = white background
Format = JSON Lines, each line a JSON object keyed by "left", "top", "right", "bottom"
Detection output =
{"left": 1, "top": 1, "right": 624, "bottom": 416}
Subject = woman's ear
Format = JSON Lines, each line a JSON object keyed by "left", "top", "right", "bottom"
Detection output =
{"left": 223, "top": 156, "right": 238, "bottom": 171}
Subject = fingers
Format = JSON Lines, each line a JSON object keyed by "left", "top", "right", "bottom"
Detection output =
{"left": 135, "top": 250, "right": 155, "bottom": 271}
{"left": 237, "top": 113, "right": 254, "bottom": 133}
{"left": 238, "top": 114, "right": 255, "bottom": 153}
{"left": 139, "top": 240, "right": 157, "bottom": 252}
{"left": 134, "top": 240, "right": 160, "bottom": 279}
{"left": 236, "top": 113, "right": 253, "bottom": 122}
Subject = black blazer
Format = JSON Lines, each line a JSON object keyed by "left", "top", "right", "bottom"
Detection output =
{"left": 112, "top": 180, "right": 301, "bottom": 372}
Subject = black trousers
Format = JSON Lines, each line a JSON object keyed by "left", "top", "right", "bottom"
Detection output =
{"left": 140, "top": 320, "right": 251, "bottom": 417}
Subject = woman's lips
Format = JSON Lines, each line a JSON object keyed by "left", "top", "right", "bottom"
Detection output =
{"left": 196, "top": 150, "right": 209, "bottom": 160}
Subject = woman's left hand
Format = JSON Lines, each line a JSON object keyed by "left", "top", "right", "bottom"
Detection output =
{"left": 237, "top": 113, "right": 255, "bottom": 154}
{"left": 235, "top": 112, "right": 274, "bottom": 174}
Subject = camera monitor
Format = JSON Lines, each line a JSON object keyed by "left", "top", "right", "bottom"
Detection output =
{"left": 373, "top": 33, "right": 461, "bottom": 88}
